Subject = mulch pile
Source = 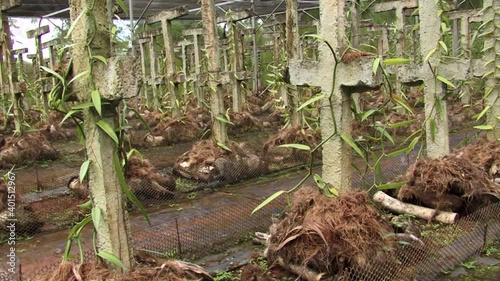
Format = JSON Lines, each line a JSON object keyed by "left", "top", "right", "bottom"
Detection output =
{"left": 265, "top": 185, "right": 396, "bottom": 280}
{"left": 0, "top": 133, "right": 59, "bottom": 168}
{"left": 398, "top": 139, "right": 500, "bottom": 215}
{"left": 38, "top": 255, "right": 213, "bottom": 281}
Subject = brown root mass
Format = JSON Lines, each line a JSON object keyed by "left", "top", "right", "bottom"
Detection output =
{"left": 227, "top": 111, "right": 262, "bottom": 135}
{"left": 398, "top": 155, "right": 499, "bottom": 214}
{"left": 447, "top": 102, "right": 483, "bottom": 129}
{"left": 453, "top": 138, "right": 500, "bottom": 180}
{"left": 38, "top": 256, "right": 213, "bottom": 281}
{"left": 137, "top": 106, "right": 211, "bottom": 147}
{"left": 40, "top": 124, "right": 75, "bottom": 142}
{"left": 263, "top": 126, "right": 321, "bottom": 163}
{"left": 0, "top": 133, "right": 59, "bottom": 168}
{"left": 174, "top": 140, "right": 266, "bottom": 183}
{"left": 126, "top": 156, "right": 176, "bottom": 200}
{"left": 266, "top": 186, "right": 395, "bottom": 278}
{"left": 67, "top": 157, "right": 175, "bottom": 201}
{"left": 385, "top": 111, "right": 424, "bottom": 137}
{"left": 341, "top": 51, "right": 375, "bottom": 64}
{"left": 241, "top": 264, "right": 273, "bottom": 281}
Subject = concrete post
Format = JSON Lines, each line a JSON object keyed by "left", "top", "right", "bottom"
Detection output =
{"left": 218, "top": 10, "right": 252, "bottom": 113}
{"left": 147, "top": 6, "right": 188, "bottom": 117}
{"left": 230, "top": 24, "right": 245, "bottom": 112}
{"left": 42, "top": 38, "right": 61, "bottom": 89}
{"left": 274, "top": 20, "right": 289, "bottom": 107}
{"left": 289, "top": 0, "right": 382, "bottom": 192}
{"left": 201, "top": 0, "right": 228, "bottom": 144}
{"left": 13, "top": 47, "right": 28, "bottom": 111}
{"left": 69, "top": 0, "right": 134, "bottom": 271}
{"left": 373, "top": 0, "right": 418, "bottom": 98}
{"left": 0, "top": 2, "right": 21, "bottom": 135}
{"left": 483, "top": 0, "right": 500, "bottom": 140}
{"left": 316, "top": 0, "right": 352, "bottom": 191}
{"left": 350, "top": 0, "right": 360, "bottom": 47}
{"left": 419, "top": 0, "right": 449, "bottom": 157}
{"left": 220, "top": 39, "right": 229, "bottom": 72}
{"left": 27, "top": 25, "right": 51, "bottom": 123}
{"left": 251, "top": 0, "right": 259, "bottom": 91}
{"left": 182, "top": 28, "right": 204, "bottom": 107}
{"left": 137, "top": 37, "right": 151, "bottom": 106}
{"left": 286, "top": 0, "right": 302, "bottom": 127}
{"left": 449, "top": 3, "right": 472, "bottom": 104}
{"left": 450, "top": 8, "right": 484, "bottom": 105}
{"left": 143, "top": 29, "right": 162, "bottom": 109}
{"left": 177, "top": 40, "right": 192, "bottom": 97}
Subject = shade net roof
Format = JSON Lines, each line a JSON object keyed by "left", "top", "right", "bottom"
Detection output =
{"left": 3, "top": 0, "right": 319, "bottom": 20}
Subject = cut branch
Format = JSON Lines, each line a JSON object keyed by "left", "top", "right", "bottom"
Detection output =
{"left": 373, "top": 191, "right": 459, "bottom": 224}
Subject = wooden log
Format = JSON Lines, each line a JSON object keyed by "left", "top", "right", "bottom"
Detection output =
{"left": 373, "top": 191, "right": 459, "bottom": 224}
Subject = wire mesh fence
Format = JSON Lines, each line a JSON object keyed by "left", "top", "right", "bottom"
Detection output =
{"left": 341, "top": 202, "right": 500, "bottom": 281}
{"left": 0, "top": 129, "right": 494, "bottom": 281}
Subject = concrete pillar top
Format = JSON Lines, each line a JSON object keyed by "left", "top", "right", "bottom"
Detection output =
{"left": 26, "top": 25, "right": 49, "bottom": 38}
{"left": 216, "top": 9, "right": 252, "bottom": 23}
{"left": 182, "top": 28, "right": 204, "bottom": 37}
{"left": 12, "top": 47, "right": 28, "bottom": 55}
{"left": 138, "top": 28, "right": 162, "bottom": 39}
{"left": 372, "top": 0, "right": 418, "bottom": 13}
{"left": 42, "top": 38, "right": 61, "bottom": 49}
{"left": 146, "top": 6, "right": 188, "bottom": 23}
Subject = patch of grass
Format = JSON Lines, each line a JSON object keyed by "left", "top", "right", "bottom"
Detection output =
{"left": 461, "top": 260, "right": 477, "bottom": 270}
{"left": 257, "top": 254, "right": 269, "bottom": 271}
{"left": 483, "top": 239, "right": 500, "bottom": 259}
{"left": 187, "top": 192, "right": 197, "bottom": 199}
{"left": 175, "top": 177, "right": 197, "bottom": 192}
{"left": 235, "top": 232, "right": 254, "bottom": 245}
{"left": 454, "top": 264, "right": 500, "bottom": 281}
{"left": 213, "top": 270, "right": 238, "bottom": 281}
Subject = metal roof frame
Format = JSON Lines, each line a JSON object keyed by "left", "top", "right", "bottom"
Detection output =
{"left": 3, "top": 0, "right": 319, "bottom": 20}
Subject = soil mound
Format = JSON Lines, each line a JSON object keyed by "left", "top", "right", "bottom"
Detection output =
{"left": 0, "top": 133, "right": 59, "bottom": 168}
{"left": 265, "top": 185, "right": 396, "bottom": 279}
{"left": 174, "top": 140, "right": 266, "bottom": 183}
